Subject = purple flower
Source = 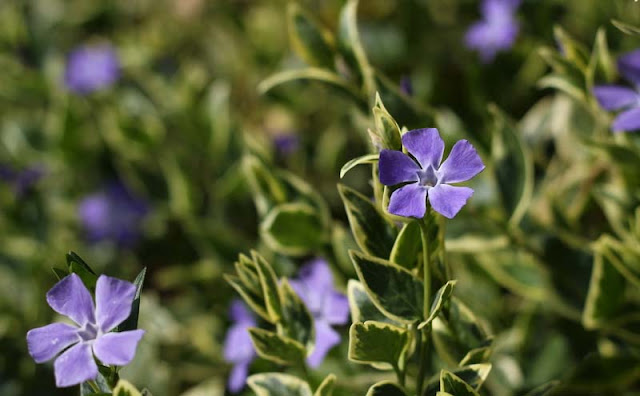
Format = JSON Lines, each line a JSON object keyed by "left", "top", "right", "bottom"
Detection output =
{"left": 78, "top": 181, "right": 148, "bottom": 247}
{"left": 465, "top": 0, "right": 520, "bottom": 63}
{"left": 223, "top": 300, "right": 257, "bottom": 393}
{"left": 65, "top": 44, "right": 120, "bottom": 94}
{"left": 379, "top": 128, "right": 484, "bottom": 219}
{"left": 273, "top": 134, "right": 300, "bottom": 157}
{"left": 26, "top": 274, "right": 144, "bottom": 388}
{"left": 593, "top": 49, "right": 640, "bottom": 132}
{"left": 290, "top": 258, "right": 349, "bottom": 368}
{"left": 400, "top": 76, "right": 413, "bottom": 96}
{"left": 0, "top": 164, "right": 44, "bottom": 196}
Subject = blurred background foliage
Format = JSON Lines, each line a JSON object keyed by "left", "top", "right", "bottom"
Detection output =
{"left": 1, "top": 0, "right": 640, "bottom": 395}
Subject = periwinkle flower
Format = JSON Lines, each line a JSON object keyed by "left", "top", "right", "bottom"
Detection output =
{"left": 593, "top": 49, "right": 640, "bottom": 132}
{"left": 290, "top": 258, "right": 349, "bottom": 368}
{"left": 0, "top": 163, "right": 44, "bottom": 196}
{"left": 379, "top": 128, "right": 484, "bottom": 219}
{"left": 78, "top": 181, "right": 148, "bottom": 247}
{"left": 65, "top": 44, "right": 120, "bottom": 94}
{"left": 273, "top": 134, "right": 300, "bottom": 157}
{"left": 223, "top": 300, "right": 256, "bottom": 393}
{"left": 400, "top": 76, "right": 414, "bottom": 96}
{"left": 465, "top": 0, "right": 521, "bottom": 63}
{"left": 26, "top": 274, "right": 144, "bottom": 388}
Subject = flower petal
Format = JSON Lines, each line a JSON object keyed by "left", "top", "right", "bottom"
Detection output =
{"left": 437, "top": 140, "right": 485, "bottom": 184}
{"left": 92, "top": 329, "right": 144, "bottom": 366}
{"left": 388, "top": 183, "right": 427, "bottom": 218}
{"left": 618, "top": 49, "right": 640, "bottom": 86}
{"left": 290, "top": 258, "right": 334, "bottom": 314}
{"left": 53, "top": 342, "right": 98, "bottom": 387}
{"left": 307, "top": 320, "right": 340, "bottom": 368}
{"left": 26, "top": 323, "right": 80, "bottom": 363}
{"left": 223, "top": 323, "right": 255, "bottom": 364}
{"left": 228, "top": 361, "right": 250, "bottom": 394}
{"left": 401, "top": 128, "right": 444, "bottom": 170}
{"left": 593, "top": 85, "right": 639, "bottom": 111}
{"left": 612, "top": 107, "right": 640, "bottom": 132}
{"left": 46, "top": 273, "right": 95, "bottom": 326}
{"left": 95, "top": 275, "right": 136, "bottom": 333}
{"left": 229, "top": 300, "right": 255, "bottom": 324}
{"left": 321, "top": 291, "right": 350, "bottom": 325}
{"left": 428, "top": 184, "right": 474, "bottom": 219}
{"left": 378, "top": 149, "right": 420, "bottom": 186}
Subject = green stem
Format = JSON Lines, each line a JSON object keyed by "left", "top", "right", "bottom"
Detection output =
{"left": 418, "top": 216, "right": 431, "bottom": 319}
{"left": 394, "top": 364, "right": 405, "bottom": 388}
{"left": 87, "top": 380, "right": 101, "bottom": 393}
{"left": 439, "top": 215, "right": 451, "bottom": 281}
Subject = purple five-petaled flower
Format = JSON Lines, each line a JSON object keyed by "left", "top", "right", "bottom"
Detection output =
{"left": 465, "top": 0, "right": 521, "bottom": 63}
{"left": 26, "top": 274, "right": 144, "bottom": 388}
{"left": 593, "top": 49, "right": 640, "bottom": 132}
{"left": 65, "top": 44, "right": 120, "bottom": 94}
{"left": 223, "top": 300, "right": 257, "bottom": 393}
{"left": 379, "top": 128, "right": 485, "bottom": 219}
{"left": 0, "top": 163, "right": 45, "bottom": 197}
{"left": 290, "top": 258, "right": 349, "bottom": 368}
{"left": 78, "top": 181, "right": 148, "bottom": 247}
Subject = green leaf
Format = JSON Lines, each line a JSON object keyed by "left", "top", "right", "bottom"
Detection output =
{"left": 260, "top": 203, "right": 326, "bottom": 256}
{"left": 314, "top": 374, "right": 336, "bottom": 396}
{"left": 347, "top": 280, "right": 395, "bottom": 324}
{"left": 235, "top": 257, "right": 261, "bottom": 295}
{"left": 523, "top": 381, "right": 560, "bottom": 396}
{"left": 365, "top": 381, "right": 408, "bottom": 396}
{"left": 566, "top": 353, "right": 640, "bottom": 392}
{"left": 582, "top": 242, "right": 626, "bottom": 329}
{"left": 372, "top": 94, "right": 402, "bottom": 150}
{"left": 587, "top": 28, "right": 615, "bottom": 84}
{"left": 423, "top": 364, "right": 492, "bottom": 396}
{"left": 224, "top": 274, "right": 270, "bottom": 321}
{"left": 338, "top": 184, "right": 397, "bottom": 259}
{"left": 389, "top": 221, "right": 421, "bottom": 270}
{"left": 349, "top": 250, "right": 423, "bottom": 323}
{"left": 349, "top": 321, "right": 410, "bottom": 369}
{"left": 340, "top": 154, "right": 379, "bottom": 179}
{"left": 611, "top": 19, "right": 640, "bottom": 36}
{"left": 287, "top": 3, "right": 335, "bottom": 68}
{"left": 52, "top": 267, "right": 68, "bottom": 280}
{"left": 113, "top": 380, "right": 142, "bottom": 396}
{"left": 537, "top": 74, "right": 585, "bottom": 102}
{"left": 279, "top": 279, "right": 315, "bottom": 350}
{"left": 432, "top": 298, "right": 491, "bottom": 366}
{"left": 552, "top": 26, "right": 589, "bottom": 68}
{"left": 459, "top": 346, "right": 492, "bottom": 366}
{"left": 249, "top": 328, "right": 306, "bottom": 365}
{"left": 439, "top": 370, "right": 480, "bottom": 396}
{"left": 67, "top": 251, "right": 98, "bottom": 290}
{"left": 258, "top": 68, "right": 362, "bottom": 106}
{"left": 248, "top": 373, "right": 312, "bottom": 396}
{"left": 490, "top": 105, "right": 533, "bottom": 225}
{"left": 117, "top": 267, "right": 146, "bottom": 333}
{"left": 374, "top": 71, "right": 432, "bottom": 128}
{"left": 418, "top": 281, "right": 457, "bottom": 330}
{"left": 243, "top": 155, "right": 287, "bottom": 217}
{"left": 252, "top": 251, "right": 283, "bottom": 323}
{"left": 337, "top": 0, "right": 375, "bottom": 96}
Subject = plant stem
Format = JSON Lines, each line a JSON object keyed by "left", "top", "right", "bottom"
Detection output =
{"left": 87, "top": 380, "right": 101, "bottom": 393}
{"left": 417, "top": 212, "right": 432, "bottom": 396}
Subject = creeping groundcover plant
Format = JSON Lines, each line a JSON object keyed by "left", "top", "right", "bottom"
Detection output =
{"left": 13, "top": 1, "right": 640, "bottom": 395}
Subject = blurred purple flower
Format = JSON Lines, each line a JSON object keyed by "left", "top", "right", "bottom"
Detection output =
{"left": 223, "top": 300, "right": 256, "bottom": 393}
{"left": 593, "top": 49, "right": 640, "bottom": 132}
{"left": 273, "top": 134, "right": 300, "bottom": 157}
{"left": 26, "top": 274, "right": 144, "bottom": 388}
{"left": 290, "top": 258, "right": 349, "bottom": 368}
{"left": 400, "top": 76, "right": 413, "bottom": 96}
{"left": 0, "top": 164, "right": 44, "bottom": 196}
{"left": 65, "top": 44, "right": 120, "bottom": 94}
{"left": 78, "top": 181, "right": 148, "bottom": 247}
{"left": 379, "top": 128, "right": 484, "bottom": 219}
{"left": 465, "top": 0, "right": 520, "bottom": 63}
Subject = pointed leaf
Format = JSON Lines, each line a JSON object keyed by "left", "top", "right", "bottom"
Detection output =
{"left": 314, "top": 374, "right": 336, "bottom": 396}
{"left": 225, "top": 274, "right": 270, "bottom": 321}
{"left": 366, "top": 381, "right": 408, "bottom": 396}
{"left": 252, "top": 251, "right": 283, "bottom": 323}
{"left": 260, "top": 203, "right": 327, "bottom": 256}
{"left": 347, "top": 280, "right": 395, "bottom": 324}
{"left": 113, "top": 380, "right": 142, "bottom": 396}
{"left": 523, "top": 381, "right": 560, "bottom": 396}
{"left": 349, "top": 321, "right": 410, "bottom": 369}
{"left": 439, "top": 370, "right": 480, "bottom": 396}
{"left": 423, "top": 364, "right": 492, "bottom": 396}
{"left": 249, "top": 328, "right": 306, "bottom": 366}
{"left": 350, "top": 251, "right": 423, "bottom": 323}
{"left": 339, "top": 184, "right": 396, "bottom": 258}
{"left": 418, "top": 281, "right": 457, "bottom": 330}
{"left": 117, "top": 267, "right": 147, "bottom": 332}
{"left": 340, "top": 154, "right": 379, "bottom": 179}
{"left": 389, "top": 221, "right": 421, "bottom": 270}
{"left": 287, "top": 3, "right": 335, "bottom": 68}
{"left": 248, "top": 373, "right": 312, "bottom": 396}
{"left": 280, "top": 279, "right": 315, "bottom": 351}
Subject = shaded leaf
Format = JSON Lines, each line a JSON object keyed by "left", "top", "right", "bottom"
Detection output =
{"left": 389, "top": 221, "right": 421, "bottom": 270}
{"left": 261, "top": 203, "right": 326, "bottom": 256}
{"left": 439, "top": 370, "right": 480, "bottom": 396}
{"left": 366, "top": 381, "right": 408, "bottom": 396}
{"left": 252, "top": 251, "right": 283, "bottom": 323}
{"left": 347, "top": 280, "right": 395, "bottom": 324}
{"left": 117, "top": 267, "right": 146, "bottom": 332}
{"left": 248, "top": 373, "right": 312, "bottom": 396}
{"left": 349, "top": 321, "right": 410, "bottom": 369}
{"left": 280, "top": 279, "right": 315, "bottom": 350}
{"left": 340, "top": 154, "right": 379, "bottom": 179}
{"left": 418, "top": 281, "right": 457, "bottom": 330}
{"left": 287, "top": 3, "right": 335, "bottom": 68}
{"left": 249, "top": 328, "right": 306, "bottom": 365}
{"left": 314, "top": 374, "right": 336, "bottom": 396}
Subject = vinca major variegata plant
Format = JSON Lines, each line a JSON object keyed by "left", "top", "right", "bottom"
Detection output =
{"left": 9, "top": 0, "right": 640, "bottom": 395}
